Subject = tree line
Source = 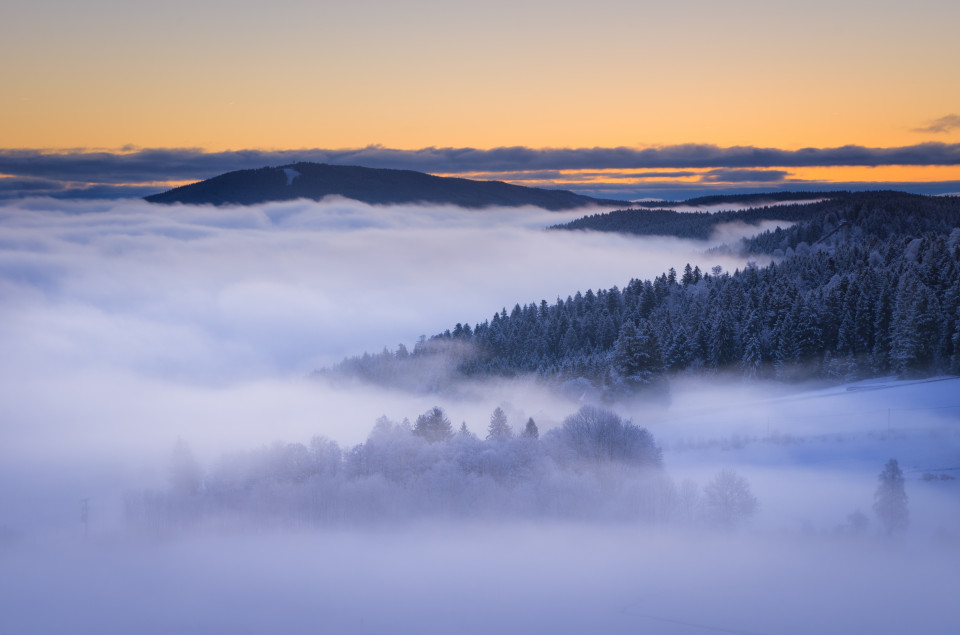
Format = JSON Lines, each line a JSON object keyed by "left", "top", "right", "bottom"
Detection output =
{"left": 330, "top": 191, "right": 960, "bottom": 394}
{"left": 127, "top": 406, "right": 722, "bottom": 531}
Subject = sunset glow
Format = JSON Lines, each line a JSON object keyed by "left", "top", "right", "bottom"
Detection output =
{"left": 1, "top": 0, "right": 958, "bottom": 195}
{"left": 4, "top": 4, "right": 960, "bottom": 635}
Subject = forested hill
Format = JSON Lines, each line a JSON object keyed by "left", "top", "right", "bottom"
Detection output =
{"left": 549, "top": 192, "right": 857, "bottom": 240}
{"left": 633, "top": 191, "right": 847, "bottom": 208}
{"left": 327, "top": 192, "right": 960, "bottom": 394}
{"left": 144, "top": 162, "right": 624, "bottom": 210}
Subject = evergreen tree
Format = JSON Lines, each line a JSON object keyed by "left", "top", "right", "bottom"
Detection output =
{"left": 740, "top": 310, "right": 763, "bottom": 379}
{"left": 665, "top": 323, "right": 694, "bottom": 372}
{"left": 707, "top": 310, "right": 737, "bottom": 369}
{"left": 891, "top": 275, "right": 939, "bottom": 377}
{"left": 952, "top": 305, "right": 960, "bottom": 374}
{"left": 487, "top": 407, "right": 512, "bottom": 440}
{"left": 873, "top": 459, "right": 908, "bottom": 536}
{"left": 610, "top": 321, "right": 663, "bottom": 388}
{"left": 521, "top": 417, "right": 539, "bottom": 440}
{"left": 413, "top": 407, "right": 454, "bottom": 443}
{"left": 793, "top": 298, "right": 824, "bottom": 362}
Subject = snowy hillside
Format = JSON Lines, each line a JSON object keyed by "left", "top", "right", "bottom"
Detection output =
{"left": 642, "top": 375, "right": 960, "bottom": 534}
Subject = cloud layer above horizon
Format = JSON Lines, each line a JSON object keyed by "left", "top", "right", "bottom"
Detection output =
{"left": 3, "top": 142, "right": 960, "bottom": 200}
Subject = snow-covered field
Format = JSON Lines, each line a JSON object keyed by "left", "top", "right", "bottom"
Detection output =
{"left": 645, "top": 375, "right": 960, "bottom": 534}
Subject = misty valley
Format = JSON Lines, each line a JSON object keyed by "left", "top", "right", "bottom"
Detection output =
{"left": 1, "top": 190, "right": 959, "bottom": 634}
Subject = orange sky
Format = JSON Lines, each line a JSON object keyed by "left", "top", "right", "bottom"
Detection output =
{"left": 1, "top": 1, "right": 958, "bottom": 186}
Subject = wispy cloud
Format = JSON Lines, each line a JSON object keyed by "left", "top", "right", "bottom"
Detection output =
{"left": 699, "top": 169, "right": 789, "bottom": 183}
{"left": 913, "top": 114, "right": 960, "bottom": 134}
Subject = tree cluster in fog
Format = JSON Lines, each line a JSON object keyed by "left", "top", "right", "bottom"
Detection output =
{"left": 331, "top": 192, "right": 960, "bottom": 393}
{"left": 126, "top": 405, "right": 765, "bottom": 533}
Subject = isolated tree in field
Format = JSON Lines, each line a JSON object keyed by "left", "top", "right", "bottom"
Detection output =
{"left": 873, "top": 458, "right": 908, "bottom": 535}
{"left": 413, "top": 406, "right": 454, "bottom": 443}
{"left": 702, "top": 469, "right": 758, "bottom": 528}
{"left": 486, "top": 406, "right": 512, "bottom": 440}
{"left": 522, "top": 417, "right": 539, "bottom": 440}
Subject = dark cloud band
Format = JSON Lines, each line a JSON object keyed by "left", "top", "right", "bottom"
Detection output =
{"left": 3, "top": 142, "right": 960, "bottom": 180}
{"left": 1, "top": 143, "right": 959, "bottom": 200}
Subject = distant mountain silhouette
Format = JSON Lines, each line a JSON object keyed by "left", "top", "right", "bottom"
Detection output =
{"left": 145, "top": 162, "right": 625, "bottom": 210}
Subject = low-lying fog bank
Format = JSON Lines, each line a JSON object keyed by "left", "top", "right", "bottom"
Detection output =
{"left": 2, "top": 523, "right": 958, "bottom": 635}
{"left": 1, "top": 198, "right": 958, "bottom": 633}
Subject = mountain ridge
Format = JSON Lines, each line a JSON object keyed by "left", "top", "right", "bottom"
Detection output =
{"left": 144, "top": 162, "right": 625, "bottom": 210}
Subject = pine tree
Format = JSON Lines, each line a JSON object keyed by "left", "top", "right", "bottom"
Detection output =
{"left": 707, "top": 310, "right": 737, "bottom": 369}
{"left": 610, "top": 321, "right": 663, "bottom": 387}
{"left": 873, "top": 459, "right": 908, "bottom": 536}
{"left": 740, "top": 310, "right": 763, "bottom": 379}
{"left": 487, "top": 407, "right": 512, "bottom": 440}
{"left": 793, "top": 298, "right": 823, "bottom": 362}
{"left": 522, "top": 417, "right": 539, "bottom": 439}
{"left": 891, "top": 274, "right": 939, "bottom": 377}
{"left": 952, "top": 305, "right": 960, "bottom": 374}
{"left": 413, "top": 407, "right": 454, "bottom": 443}
{"left": 666, "top": 323, "right": 694, "bottom": 371}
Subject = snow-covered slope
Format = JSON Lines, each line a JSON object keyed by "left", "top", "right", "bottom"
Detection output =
{"left": 641, "top": 375, "right": 960, "bottom": 534}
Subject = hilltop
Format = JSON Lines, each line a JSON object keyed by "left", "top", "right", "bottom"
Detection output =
{"left": 144, "top": 162, "right": 625, "bottom": 210}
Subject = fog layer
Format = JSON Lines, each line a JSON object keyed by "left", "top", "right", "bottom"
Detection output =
{"left": 2, "top": 197, "right": 957, "bottom": 634}
{"left": 0, "top": 197, "right": 752, "bottom": 464}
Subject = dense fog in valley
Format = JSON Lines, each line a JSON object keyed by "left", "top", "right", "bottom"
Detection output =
{"left": 0, "top": 197, "right": 755, "bottom": 472}
{"left": 1, "top": 197, "right": 958, "bottom": 634}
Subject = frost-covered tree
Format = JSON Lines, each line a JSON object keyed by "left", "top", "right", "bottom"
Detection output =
{"left": 610, "top": 321, "right": 662, "bottom": 388}
{"left": 554, "top": 405, "right": 661, "bottom": 467}
{"left": 702, "top": 469, "right": 757, "bottom": 529}
{"left": 740, "top": 310, "right": 763, "bottom": 379}
{"left": 665, "top": 323, "right": 695, "bottom": 372}
{"left": 521, "top": 417, "right": 539, "bottom": 440}
{"left": 458, "top": 421, "right": 475, "bottom": 439}
{"left": 487, "top": 407, "right": 512, "bottom": 440}
{"left": 413, "top": 406, "right": 454, "bottom": 443}
{"left": 707, "top": 310, "right": 737, "bottom": 369}
{"left": 873, "top": 459, "right": 908, "bottom": 535}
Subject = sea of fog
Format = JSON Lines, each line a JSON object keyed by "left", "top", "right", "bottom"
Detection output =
{"left": 1, "top": 197, "right": 958, "bottom": 634}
